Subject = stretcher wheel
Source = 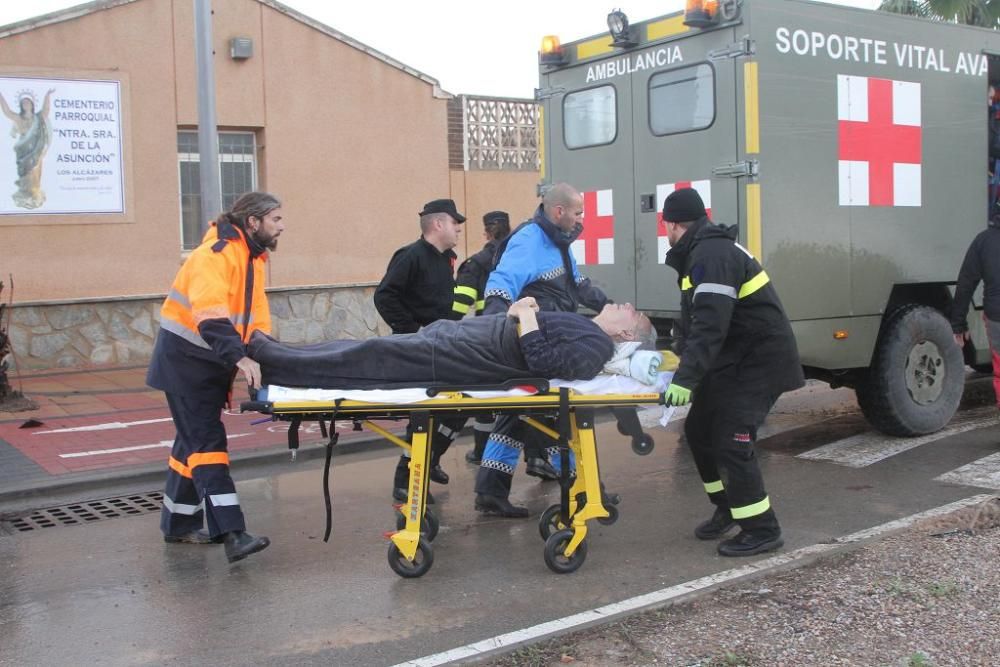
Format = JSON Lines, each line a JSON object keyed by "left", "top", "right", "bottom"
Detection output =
{"left": 387, "top": 537, "right": 434, "bottom": 578}
{"left": 632, "top": 434, "right": 655, "bottom": 456}
{"left": 597, "top": 504, "right": 619, "bottom": 526}
{"left": 543, "top": 529, "right": 587, "bottom": 574}
{"left": 395, "top": 511, "right": 440, "bottom": 542}
{"left": 538, "top": 503, "right": 568, "bottom": 541}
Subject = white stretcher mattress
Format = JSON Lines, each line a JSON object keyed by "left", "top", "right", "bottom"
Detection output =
{"left": 262, "top": 371, "right": 673, "bottom": 404}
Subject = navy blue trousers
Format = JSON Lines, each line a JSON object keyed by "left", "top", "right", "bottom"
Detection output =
{"left": 160, "top": 392, "right": 246, "bottom": 538}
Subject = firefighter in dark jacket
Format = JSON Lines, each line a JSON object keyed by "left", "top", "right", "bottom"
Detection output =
{"left": 147, "top": 191, "right": 283, "bottom": 564}
{"left": 374, "top": 198, "right": 465, "bottom": 501}
{"left": 661, "top": 188, "right": 804, "bottom": 557}
{"left": 474, "top": 183, "right": 612, "bottom": 518}
{"left": 451, "top": 210, "right": 512, "bottom": 465}
{"left": 951, "top": 216, "right": 1000, "bottom": 406}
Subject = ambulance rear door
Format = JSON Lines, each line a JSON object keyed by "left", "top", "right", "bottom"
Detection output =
{"left": 631, "top": 24, "right": 741, "bottom": 313}
{"left": 542, "top": 51, "right": 637, "bottom": 306}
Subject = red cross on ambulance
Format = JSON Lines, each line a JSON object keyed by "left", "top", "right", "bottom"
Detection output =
{"left": 572, "top": 189, "right": 615, "bottom": 265}
{"left": 838, "top": 74, "right": 922, "bottom": 207}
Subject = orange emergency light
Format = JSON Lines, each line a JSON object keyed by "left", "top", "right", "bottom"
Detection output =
{"left": 684, "top": 0, "right": 720, "bottom": 28}
{"left": 539, "top": 35, "right": 567, "bottom": 66}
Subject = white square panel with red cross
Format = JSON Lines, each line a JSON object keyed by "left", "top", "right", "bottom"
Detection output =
{"left": 571, "top": 189, "right": 615, "bottom": 265}
{"left": 837, "top": 74, "right": 921, "bottom": 207}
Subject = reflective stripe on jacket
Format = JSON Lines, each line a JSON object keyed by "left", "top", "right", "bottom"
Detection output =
{"left": 665, "top": 217, "right": 803, "bottom": 396}
{"left": 452, "top": 240, "right": 497, "bottom": 316}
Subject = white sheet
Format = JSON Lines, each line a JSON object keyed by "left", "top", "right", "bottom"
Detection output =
{"left": 263, "top": 371, "right": 673, "bottom": 404}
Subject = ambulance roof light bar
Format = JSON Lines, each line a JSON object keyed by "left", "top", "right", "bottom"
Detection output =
{"left": 607, "top": 9, "right": 638, "bottom": 49}
{"left": 539, "top": 35, "right": 567, "bottom": 66}
{"left": 684, "top": 0, "right": 719, "bottom": 28}
{"left": 684, "top": 0, "right": 741, "bottom": 28}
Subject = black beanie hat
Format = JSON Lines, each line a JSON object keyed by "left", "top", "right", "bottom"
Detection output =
{"left": 662, "top": 187, "right": 707, "bottom": 223}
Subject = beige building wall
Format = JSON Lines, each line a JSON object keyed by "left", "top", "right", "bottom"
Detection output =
{"left": 0, "top": 0, "right": 450, "bottom": 302}
{"left": 449, "top": 169, "right": 540, "bottom": 260}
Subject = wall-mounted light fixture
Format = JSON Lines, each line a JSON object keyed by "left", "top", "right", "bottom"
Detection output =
{"left": 230, "top": 37, "right": 253, "bottom": 60}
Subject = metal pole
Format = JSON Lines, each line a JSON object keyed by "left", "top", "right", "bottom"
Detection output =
{"left": 195, "top": 0, "right": 221, "bottom": 234}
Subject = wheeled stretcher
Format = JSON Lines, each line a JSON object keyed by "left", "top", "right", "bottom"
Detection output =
{"left": 240, "top": 376, "right": 666, "bottom": 578}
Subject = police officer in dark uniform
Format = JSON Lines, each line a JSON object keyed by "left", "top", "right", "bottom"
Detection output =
{"left": 451, "top": 210, "right": 511, "bottom": 464}
{"left": 375, "top": 198, "right": 465, "bottom": 500}
{"left": 661, "top": 188, "right": 804, "bottom": 557}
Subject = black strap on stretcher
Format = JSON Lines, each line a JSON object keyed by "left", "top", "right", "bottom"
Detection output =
{"left": 557, "top": 387, "right": 572, "bottom": 526}
{"left": 321, "top": 401, "right": 341, "bottom": 543}
{"left": 280, "top": 408, "right": 340, "bottom": 543}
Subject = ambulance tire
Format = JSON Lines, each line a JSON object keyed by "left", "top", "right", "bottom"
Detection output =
{"left": 856, "top": 305, "right": 964, "bottom": 437}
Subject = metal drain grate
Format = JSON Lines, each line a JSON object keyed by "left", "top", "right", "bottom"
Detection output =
{"left": 1, "top": 491, "right": 163, "bottom": 534}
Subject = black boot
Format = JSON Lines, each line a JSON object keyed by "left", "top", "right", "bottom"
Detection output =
{"left": 429, "top": 464, "right": 449, "bottom": 485}
{"left": 694, "top": 507, "right": 737, "bottom": 540}
{"left": 474, "top": 493, "right": 529, "bottom": 518}
{"left": 223, "top": 530, "right": 271, "bottom": 563}
{"left": 465, "top": 448, "right": 482, "bottom": 465}
{"left": 717, "top": 529, "right": 783, "bottom": 557}
{"left": 525, "top": 457, "right": 559, "bottom": 481}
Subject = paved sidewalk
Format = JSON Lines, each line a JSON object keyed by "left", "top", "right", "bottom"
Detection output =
{"left": 0, "top": 365, "right": 407, "bottom": 502}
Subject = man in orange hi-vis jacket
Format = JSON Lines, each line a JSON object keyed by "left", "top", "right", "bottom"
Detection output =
{"left": 147, "top": 192, "right": 283, "bottom": 564}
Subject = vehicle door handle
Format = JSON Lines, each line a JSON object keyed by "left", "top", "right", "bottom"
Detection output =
{"left": 639, "top": 193, "right": 656, "bottom": 213}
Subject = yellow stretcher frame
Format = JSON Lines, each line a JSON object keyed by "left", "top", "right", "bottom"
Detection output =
{"left": 241, "top": 386, "right": 664, "bottom": 578}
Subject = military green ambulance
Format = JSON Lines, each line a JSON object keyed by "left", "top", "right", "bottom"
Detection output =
{"left": 537, "top": 0, "right": 1000, "bottom": 435}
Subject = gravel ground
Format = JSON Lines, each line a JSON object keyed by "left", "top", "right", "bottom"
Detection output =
{"left": 484, "top": 497, "right": 1000, "bottom": 667}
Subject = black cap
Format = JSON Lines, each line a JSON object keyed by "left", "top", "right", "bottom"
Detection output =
{"left": 483, "top": 210, "right": 509, "bottom": 227}
{"left": 419, "top": 198, "right": 466, "bottom": 223}
{"left": 662, "top": 187, "right": 707, "bottom": 223}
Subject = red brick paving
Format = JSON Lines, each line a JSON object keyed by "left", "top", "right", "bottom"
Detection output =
{"left": 1, "top": 365, "right": 405, "bottom": 478}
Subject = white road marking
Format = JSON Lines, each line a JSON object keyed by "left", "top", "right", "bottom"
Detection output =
{"left": 936, "top": 452, "right": 1000, "bottom": 491}
{"left": 58, "top": 433, "right": 250, "bottom": 458}
{"left": 797, "top": 407, "right": 998, "bottom": 467}
{"left": 33, "top": 417, "right": 174, "bottom": 434}
{"left": 392, "top": 494, "right": 994, "bottom": 667}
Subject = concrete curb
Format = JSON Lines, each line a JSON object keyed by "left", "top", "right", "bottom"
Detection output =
{"left": 396, "top": 494, "right": 997, "bottom": 667}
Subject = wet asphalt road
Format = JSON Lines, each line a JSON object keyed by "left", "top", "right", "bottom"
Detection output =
{"left": 1, "top": 382, "right": 998, "bottom": 666}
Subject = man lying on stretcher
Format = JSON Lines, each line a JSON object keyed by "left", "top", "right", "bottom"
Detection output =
{"left": 249, "top": 297, "right": 656, "bottom": 390}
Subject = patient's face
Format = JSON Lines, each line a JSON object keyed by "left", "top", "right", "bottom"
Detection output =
{"left": 601, "top": 303, "right": 649, "bottom": 339}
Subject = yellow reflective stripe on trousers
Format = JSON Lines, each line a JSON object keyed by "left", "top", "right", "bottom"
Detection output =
{"left": 452, "top": 301, "right": 471, "bottom": 315}
{"left": 703, "top": 480, "right": 724, "bottom": 494}
{"left": 475, "top": 299, "right": 485, "bottom": 313}
{"left": 731, "top": 495, "right": 771, "bottom": 520}
{"left": 738, "top": 270, "right": 770, "bottom": 299}
{"left": 681, "top": 276, "right": 693, "bottom": 291}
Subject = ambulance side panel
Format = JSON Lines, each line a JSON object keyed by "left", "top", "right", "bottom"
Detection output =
{"left": 748, "top": 0, "right": 997, "bottom": 369}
